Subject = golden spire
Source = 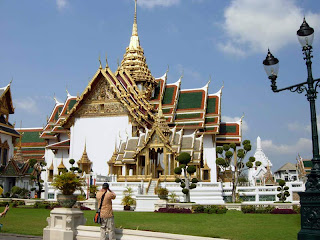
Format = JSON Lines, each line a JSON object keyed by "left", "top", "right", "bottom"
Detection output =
{"left": 105, "top": 52, "right": 109, "bottom": 69}
{"left": 120, "top": 0, "right": 155, "bottom": 93}
{"left": 132, "top": 0, "right": 138, "bottom": 37}
{"left": 58, "top": 157, "right": 66, "bottom": 169}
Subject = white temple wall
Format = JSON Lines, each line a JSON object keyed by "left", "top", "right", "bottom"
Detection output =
{"left": 203, "top": 135, "right": 217, "bottom": 182}
{"left": 43, "top": 149, "right": 70, "bottom": 181}
{"left": 0, "top": 133, "right": 14, "bottom": 160}
{"left": 70, "top": 116, "right": 132, "bottom": 176}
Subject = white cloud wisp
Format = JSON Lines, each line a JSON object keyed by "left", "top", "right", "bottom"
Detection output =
{"left": 262, "top": 138, "right": 311, "bottom": 155}
{"left": 138, "top": 0, "right": 180, "bottom": 9}
{"left": 219, "top": 0, "right": 320, "bottom": 56}
{"left": 56, "top": 0, "right": 67, "bottom": 10}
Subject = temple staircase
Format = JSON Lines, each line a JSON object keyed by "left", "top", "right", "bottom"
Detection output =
{"left": 146, "top": 180, "right": 157, "bottom": 195}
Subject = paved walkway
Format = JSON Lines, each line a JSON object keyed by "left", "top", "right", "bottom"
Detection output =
{"left": 0, "top": 233, "right": 42, "bottom": 240}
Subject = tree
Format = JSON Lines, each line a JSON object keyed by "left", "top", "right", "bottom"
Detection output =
{"left": 69, "top": 159, "right": 82, "bottom": 173}
{"left": 174, "top": 152, "right": 198, "bottom": 202}
{"left": 216, "top": 140, "right": 259, "bottom": 203}
{"left": 277, "top": 180, "right": 290, "bottom": 202}
{"left": 29, "top": 159, "right": 47, "bottom": 199}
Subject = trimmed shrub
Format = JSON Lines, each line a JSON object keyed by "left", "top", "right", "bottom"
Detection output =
{"left": 241, "top": 205, "right": 255, "bottom": 213}
{"left": 192, "top": 205, "right": 205, "bottom": 213}
{"left": 271, "top": 208, "right": 297, "bottom": 214}
{"left": 155, "top": 208, "right": 192, "bottom": 214}
{"left": 293, "top": 205, "right": 300, "bottom": 214}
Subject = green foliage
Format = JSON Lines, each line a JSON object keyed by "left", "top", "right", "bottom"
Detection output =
{"left": 51, "top": 172, "right": 84, "bottom": 195}
{"left": 174, "top": 167, "right": 182, "bottom": 175}
{"left": 216, "top": 158, "right": 226, "bottom": 166}
{"left": 255, "top": 161, "right": 262, "bottom": 166}
{"left": 249, "top": 157, "right": 255, "bottom": 162}
{"left": 237, "top": 150, "right": 245, "bottom": 158}
{"left": 190, "top": 183, "right": 196, "bottom": 189}
{"left": 177, "top": 152, "right": 191, "bottom": 165}
{"left": 175, "top": 178, "right": 181, "bottom": 183}
{"left": 187, "top": 165, "right": 196, "bottom": 174}
{"left": 279, "top": 180, "right": 286, "bottom": 187}
{"left": 122, "top": 187, "right": 136, "bottom": 206}
{"left": 180, "top": 182, "right": 186, "bottom": 188}
{"left": 29, "top": 159, "right": 37, "bottom": 168}
{"left": 241, "top": 205, "right": 275, "bottom": 214}
{"left": 191, "top": 178, "right": 199, "bottom": 183}
{"left": 225, "top": 151, "right": 233, "bottom": 159}
{"left": 277, "top": 180, "right": 290, "bottom": 202}
{"left": 230, "top": 143, "right": 236, "bottom": 150}
{"left": 77, "top": 194, "right": 86, "bottom": 201}
{"left": 246, "top": 162, "right": 253, "bottom": 168}
{"left": 216, "top": 147, "right": 223, "bottom": 154}
{"left": 192, "top": 205, "right": 205, "bottom": 213}
{"left": 242, "top": 140, "right": 250, "bottom": 145}
{"left": 223, "top": 144, "right": 230, "bottom": 151}
{"left": 157, "top": 187, "right": 169, "bottom": 197}
{"left": 180, "top": 164, "right": 186, "bottom": 169}
{"left": 243, "top": 144, "right": 251, "bottom": 151}
{"left": 168, "top": 192, "right": 178, "bottom": 203}
{"left": 69, "top": 159, "right": 75, "bottom": 165}
{"left": 182, "top": 188, "right": 189, "bottom": 194}
{"left": 89, "top": 185, "right": 98, "bottom": 194}
{"left": 293, "top": 205, "right": 300, "bottom": 214}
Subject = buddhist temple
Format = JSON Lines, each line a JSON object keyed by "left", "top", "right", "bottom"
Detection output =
{"left": 38, "top": 0, "right": 243, "bottom": 201}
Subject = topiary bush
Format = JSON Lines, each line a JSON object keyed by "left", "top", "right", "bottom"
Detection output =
{"left": 175, "top": 152, "right": 198, "bottom": 202}
{"left": 271, "top": 208, "right": 297, "bottom": 214}
{"left": 155, "top": 207, "right": 192, "bottom": 214}
{"left": 241, "top": 205, "right": 256, "bottom": 213}
{"left": 277, "top": 180, "right": 290, "bottom": 202}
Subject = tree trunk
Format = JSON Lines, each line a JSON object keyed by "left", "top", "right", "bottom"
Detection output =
{"left": 183, "top": 167, "right": 191, "bottom": 202}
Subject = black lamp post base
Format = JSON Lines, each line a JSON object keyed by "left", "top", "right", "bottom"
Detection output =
{"left": 298, "top": 191, "right": 320, "bottom": 240}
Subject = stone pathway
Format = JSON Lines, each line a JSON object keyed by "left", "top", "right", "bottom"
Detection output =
{"left": 0, "top": 233, "right": 42, "bottom": 240}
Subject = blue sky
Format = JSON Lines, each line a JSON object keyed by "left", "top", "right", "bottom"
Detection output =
{"left": 1, "top": 0, "right": 320, "bottom": 171}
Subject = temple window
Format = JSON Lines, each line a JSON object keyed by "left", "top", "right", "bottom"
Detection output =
{"left": 0, "top": 141, "right": 9, "bottom": 166}
{"left": 203, "top": 170, "right": 209, "bottom": 180}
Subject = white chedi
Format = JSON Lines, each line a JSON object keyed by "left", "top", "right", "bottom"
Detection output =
{"left": 248, "top": 136, "right": 272, "bottom": 186}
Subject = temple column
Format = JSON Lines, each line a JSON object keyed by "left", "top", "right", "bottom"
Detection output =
{"left": 164, "top": 148, "right": 168, "bottom": 176}
{"left": 122, "top": 164, "right": 126, "bottom": 176}
{"left": 146, "top": 150, "right": 150, "bottom": 176}
{"left": 136, "top": 158, "right": 139, "bottom": 175}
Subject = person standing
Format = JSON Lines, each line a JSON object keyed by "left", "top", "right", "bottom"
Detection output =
{"left": 96, "top": 183, "right": 116, "bottom": 240}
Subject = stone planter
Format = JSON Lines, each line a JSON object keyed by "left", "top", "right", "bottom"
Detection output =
{"left": 123, "top": 205, "right": 131, "bottom": 211}
{"left": 57, "top": 194, "right": 77, "bottom": 208}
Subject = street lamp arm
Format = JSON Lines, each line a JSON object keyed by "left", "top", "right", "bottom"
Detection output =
{"left": 272, "top": 78, "right": 320, "bottom": 94}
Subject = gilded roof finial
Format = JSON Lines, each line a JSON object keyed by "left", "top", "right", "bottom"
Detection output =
{"left": 99, "top": 55, "right": 102, "bottom": 69}
{"left": 105, "top": 52, "right": 109, "bottom": 69}
{"left": 166, "top": 65, "right": 169, "bottom": 74}
{"left": 158, "top": 100, "right": 164, "bottom": 118}
{"left": 132, "top": 0, "right": 138, "bottom": 37}
{"left": 66, "top": 85, "right": 71, "bottom": 98}
{"left": 53, "top": 94, "right": 60, "bottom": 104}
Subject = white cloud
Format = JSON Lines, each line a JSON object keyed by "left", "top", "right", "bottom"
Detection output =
{"left": 262, "top": 138, "right": 311, "bottom": 154}
{"left": 222, "top": 116, "right": 248, "bottom": 133}
{"left": 138, "top": 0, "right": 180, "bottom": 9}
{"left": 219, "top": 0, "right": 320, "bottom": 56}
{"left": 56, "top": 0, "right": 67, "bottom": 10}
{"left": 15, "top": 97, "right": 41, "bottom": 114}
{"left": 176, "top": 64, "right": 203, "bottom": 83}
{"left": 288, "top": 119, "right": 320, "bottom": 133}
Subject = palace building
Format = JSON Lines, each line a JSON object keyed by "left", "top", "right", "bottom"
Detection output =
{"left": 39, "top": 1, "right": 243, "bottom": 202}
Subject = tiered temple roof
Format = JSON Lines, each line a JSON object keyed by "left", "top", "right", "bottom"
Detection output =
{"left": 15, "top": 128, "right": 46, "bottom": 161}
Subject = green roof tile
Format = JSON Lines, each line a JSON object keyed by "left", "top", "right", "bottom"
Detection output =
{"left": 163, "top": 87, "right": 174, "bottom": 105}
{"left": 219, "top": 125, "right": 237, "bottom": 135}
{"left": 177, "top": 91, "right": 203, "bottom": 110}
{"left": 303, "top": 161, "right": 313, "bottom": 168}
{"left": 206, "top": 97, "right": 217, "bottom": 114}
{"left": 176, "top": 113, "right": 201, "bottom": 120}
{"left": 21, "top": 131, "right": 45, "bottom": 143}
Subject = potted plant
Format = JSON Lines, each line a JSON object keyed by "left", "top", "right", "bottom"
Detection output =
{"left": 51, "top": 171, "right": 84, "bottom": 208}
{"left": 157, "top": 187, "right": 169, "bottom": 200}
{"left": 121, "top": 187, "right": 136, "bottom": 211}
{"left": 89, "top": 185, "right": 98, "bottom": 198}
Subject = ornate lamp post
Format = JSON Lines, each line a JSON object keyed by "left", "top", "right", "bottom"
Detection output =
{"left": 263, "top": 18, "right": 320, "bottom": 240}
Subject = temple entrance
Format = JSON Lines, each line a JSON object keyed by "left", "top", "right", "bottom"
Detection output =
{"left": 150, "top": 148, "right": 163, "bottom": 178}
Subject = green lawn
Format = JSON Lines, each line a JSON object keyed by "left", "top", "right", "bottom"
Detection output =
{"left": 0, "top": 207, "right": 300, "bottom": 240}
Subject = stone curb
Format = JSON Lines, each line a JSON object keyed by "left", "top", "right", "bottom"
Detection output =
{"left": 0, "top": 233, "right": 42, "bottom": 239}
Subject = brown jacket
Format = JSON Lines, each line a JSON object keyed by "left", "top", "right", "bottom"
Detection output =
{"left": 96, "top": 190, "right": 116, "bottom": 218}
